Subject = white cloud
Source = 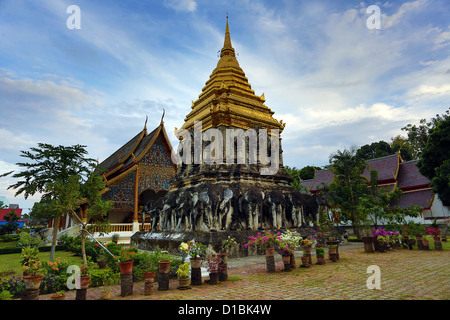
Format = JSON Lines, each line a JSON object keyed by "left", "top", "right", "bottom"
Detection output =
{"left": 164, "top": 0, "right": 197, "bottom": 12}
{"left": 382, "top": 0, "right": 429, "bottom": 29}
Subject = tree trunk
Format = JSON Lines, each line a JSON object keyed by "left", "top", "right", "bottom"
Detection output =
{"left": 50, "top": 216, "right": 60, "bottom": 261}
{"left": 81, "top": 226, "right": 87, "bottom": 267}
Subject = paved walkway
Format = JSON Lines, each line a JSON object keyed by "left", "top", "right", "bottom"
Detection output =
{"left": 37, "top": 242, "right": 449, "bottom": 301}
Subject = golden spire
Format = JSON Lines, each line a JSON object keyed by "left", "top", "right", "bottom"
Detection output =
{"left": 180, "top": 16, "right": 285, "bottom": 133}
{"left": 220, "top": 15, "right": 235, "bottom": 58}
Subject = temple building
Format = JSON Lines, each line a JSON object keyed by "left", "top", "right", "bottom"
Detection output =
{"left": 300, "top": 152, "right": 450, "bottom": 223}
{"left": 98, "top": 117, "right": 176, "bottom": 234}
{"left": 132, "top": 18, "right": 318, "bottom": 255}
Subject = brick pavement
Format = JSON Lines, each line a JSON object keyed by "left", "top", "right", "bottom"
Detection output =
{"left": 38, "top": 245, "right": 449, "bottom": 301}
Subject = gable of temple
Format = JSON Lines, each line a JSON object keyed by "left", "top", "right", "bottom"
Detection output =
{"left": 99, "top": 119, "right": 176, "bottom": 215}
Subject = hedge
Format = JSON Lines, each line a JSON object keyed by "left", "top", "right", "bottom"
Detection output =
{"left": 0, "top": 245, "right": 65, "bottom": 255}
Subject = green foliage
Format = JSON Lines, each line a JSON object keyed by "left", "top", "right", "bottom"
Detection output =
{"left": 315, "top": 247, "right": 325, "bottom": 257}
{"left": 0, "top": 290, "right": 13, "bottom": 300}
{"left": 417, "top": 115, "right": 450, "bottom": 204}
{"left": 324, "top": 147, "right": 369, "bottom": 236}
{"left": 8, "top": 143, "right": 96, "bottom": 199}
{"left": 16, "top": 231, "right": 43, "bottom": 249}
{"left": 401, "top": 108, "right": 449, "bottom": 159}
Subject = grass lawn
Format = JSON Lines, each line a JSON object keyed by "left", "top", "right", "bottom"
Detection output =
{"left": 0, "top": 247, "right": 84, "bottom": 278}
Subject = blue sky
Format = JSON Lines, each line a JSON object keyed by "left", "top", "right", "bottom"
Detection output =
{"left": 1, "top": 0, "right": 450, "bottom": 212}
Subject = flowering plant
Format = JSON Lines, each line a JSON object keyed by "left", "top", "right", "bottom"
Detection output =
{"left": 206, "top": 256, "right": 225, "bottom": 273}
{"left": 80, "top": 265, "right": 90, "bottom": 276}
{"left": 300, "top": 238, "right": 314, "bottom": 247}
{"left": 116, "top": 247, "right": 138, "bottom": 262}
{"left": 45, "top": 257, "right": 69, "bottom": 275}
{"left": 244, "top": 231, "right": 281, "bottom": 250}
{"left": 180, "top": 239, "right": 207, "bottom": 258}
{"left": 22, "top": 259, "right": 42, "bottom": 276}
{"left": 221, "top": 236, "right": 237, "bottom": 253}
{"left": 53, "top": 290, "right": 65, "bottom": 297}
{"left": 426, "top": 226, "right": 440, "bottom": 237}
{"left": 276, "top": 230, "right": 302, "bottom": 256}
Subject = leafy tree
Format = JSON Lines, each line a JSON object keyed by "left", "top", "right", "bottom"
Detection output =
{"left": 285, "top": 165, "right": 321, "bottom": 193}
{"left": 356, "top": 140, "right": 413, "bottom": 161}
{"left": 324, "top": 147, "right": 369, "bottom": 237}
{"left": 417, "top": 116, "right": 450, "bottom": 205}
{"left": 390, "top": 135, "right": 413, "bottom": 161}
{"left": 7, "top": 143, "right": 98, "bottom": 261}
{"left": 401, "top": 108, "right": 449, "bottom": 159}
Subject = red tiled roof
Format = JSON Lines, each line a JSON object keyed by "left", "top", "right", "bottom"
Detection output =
{"left": 397, "top": 160, "right": 430, "bottom": 190}
{"left": 309, "top": 169, "right": 334, "bottom": 192}
{"left": 390, "top": 188, "right": 434, "bottom": 210}
{"left": 363, "top": 153, "right": 400, "bottom": 182}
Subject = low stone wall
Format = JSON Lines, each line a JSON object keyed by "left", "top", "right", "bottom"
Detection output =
{"left": 131, "top": 228, "right": 326, "bottom": 258}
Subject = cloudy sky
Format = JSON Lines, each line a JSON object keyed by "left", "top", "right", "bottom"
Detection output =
{"left": 1, "top": 0, "right": 449, "bottom": 212}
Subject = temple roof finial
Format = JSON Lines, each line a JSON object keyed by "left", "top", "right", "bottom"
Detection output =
{"left": 220, "top": 15, "right": 235, "bottom": 58}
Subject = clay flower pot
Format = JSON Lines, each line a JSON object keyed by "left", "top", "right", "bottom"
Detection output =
{"left": 158, "top": 260, "right": 171, "bottom": 274}
{"left": 119, "top": 260, "right": 134, "bottom": 274}
{"left": 23, "top": 274, "right": 44, "bottom": 290}
{"left": 144, "top": 271, "right": 156, "bottom": 282}
{"left": 190, "top": 257, "right": 202, "bottom": 268}
{"left": 77, "top": 275, "right": 91, "bottom": 289}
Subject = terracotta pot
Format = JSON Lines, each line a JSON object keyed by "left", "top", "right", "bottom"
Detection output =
{"left": 77, "top": 275, "right": 90, "bottom": 289}
{"left": 329, "top": 247, "right": 337, "bottom": 254}
{"left": 97, "top": 259, "right": 107, "bottom": 269}
{"left": 144, "top": 271, "right": 156, "bottom": 282}
{"left": 51, "top": 294, "right": 66, "bottom": 300}
{"left": 303, "top": 246, "right": 311, "bottom": 254}
{"left": 119, "top": 260, "right": 134, "bottom": 274}
{"left": 190, "top": 257, "right": 202, "bottom": 268}
{"left": 178, "top": 277, "right": 190, "bottom": 288}
{"left": 282, "top": 255, "right": 291, "bottom": 264}
{"left": 362, "top": 236, "right": 375, "bottom": 243}
{"left": 23, "top": 274, "right": 44, "bottom": 290}
{"left": 316, "top": 256, "right": 325, "bottom": 265}
{"left": 433, "top": 236, "right": 441, "bottom": 242}
{"left": 300, "top": 256, "right": 310, "bottom": 267}
{"left": 422, "top": 239, "right": 430, "bottom": 246}
{"left": 265, "top": 247, "right": 274, "bottom": 257}
{"left": 158, "top": 260, "right": 171, "bottom": 274}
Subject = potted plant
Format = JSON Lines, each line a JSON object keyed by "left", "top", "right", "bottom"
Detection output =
{"left": 116, "top": 247, "right": 138, "bottom": 274}
{"left": 140, "top": 252, "right": 157, "bottom": 282}
{"left": 427, "top": 219, "right": 441, "bottom": 241}
{"left": 51, "top": 290, "right": 66, "bottom": 300}
{"left": 328, "top": 244, "right": 338, "bottom": 262}
{"left": 111, "top": 233, "right": 120, "bottom": 244}
{"left": 316, "top": 247, "right": 325, "bottom": 265}
{"left": 77, "top": 265, "right": 91, "bottom": 289}
{"left": 361, "top": 228, "right": 375, "bottom": 253}
{"left": 22, "top": 258, "right": 44, "bottom": 290}
{"left": 244, "top": 230, "right": 281, "bottom": 272}
{"left": 176, "top": 261, "right": 191, "bottom": 289}
{"left": 218, "top": 236, "right": 236, "bottom": 281}
{"left": 97, "top": 253, "right": 107, "bottom": 269}
{"left": 181, "top": 240, "right": 207, "bottom": 268}
{"left": 158, "top": 252, "right": 172, "bottom": 274}
{"left": 19, "top": 246, "right": 40, "bottom": 276}
{"left": 206, "top": 256, "right": 223, "bottom": 285}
